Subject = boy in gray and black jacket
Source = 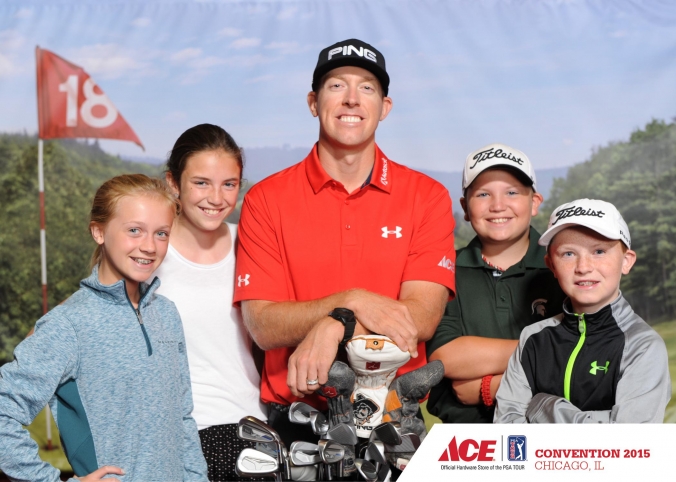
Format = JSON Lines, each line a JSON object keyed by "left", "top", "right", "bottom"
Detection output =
{"left": 495, "top": 199, "right": 671, "bottom": 423}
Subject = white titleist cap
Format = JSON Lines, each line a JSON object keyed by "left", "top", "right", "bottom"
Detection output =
{"left": 539, "top": 198, "right": 631, "bottom": 249}
{"left": 462, "top": 143, "right": 537, "bottom": 192}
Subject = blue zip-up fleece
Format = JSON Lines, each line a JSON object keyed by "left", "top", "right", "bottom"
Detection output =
{"left": 0, "top": 268, "right": 208, "bottom": 482}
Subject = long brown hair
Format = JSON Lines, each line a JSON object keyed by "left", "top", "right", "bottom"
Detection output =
{"left": 89, "top": 174, "right": 179, "bottom": 270}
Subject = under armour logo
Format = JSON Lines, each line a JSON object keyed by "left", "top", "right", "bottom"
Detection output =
{"left": 382, "top": 226, "right": 402, "bottom": 238}
{"left": 589, "top": 361, "right": 609, "bottom": 375}
{"left": 238, "top": 274, "right": 250, "bottom": 287}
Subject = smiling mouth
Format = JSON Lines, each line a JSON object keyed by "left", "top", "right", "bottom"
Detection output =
{"left": 132, "top": 257, "right": 153, "bottom": 266}
{"left": 576, "top": 281, "right": 598, "bottom": 287}
{"left": 200, "top": 207, "right": 222, "bottom": 215}
{"left": 487, "top": 217, "right": 511, "bottom": 224}
{"left": 339, "top": 115, "right": 362, "bottom": 123}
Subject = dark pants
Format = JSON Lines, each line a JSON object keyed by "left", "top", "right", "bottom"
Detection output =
{"left": 199, "top": 423, "right": 264, "bottom": 482}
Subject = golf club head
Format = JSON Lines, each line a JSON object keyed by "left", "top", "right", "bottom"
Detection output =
{"left": 326, "top": 422, "right": 358, "bottom": 445}
{"left": 354, "top": 458, "right": 378, "bottom": 482}
{"left": 370, "top": 422, "right": 402, "bottom": 445}
{"left": 235, "top": 448, "right": 279, "bottom": 477}
{"left": 310, "top": 411, "right": 329, "bottom": 435}
{"left": 385, "top": 432, "right": 421, "bottom": 453}
{"left": 254, "top": 441, "right": 279, "bottom": 459}
{"left": 365, "top": 441, "right": 387, "bottom": 466}
{"left": 288, "top": 401, "right": 318, "bottom": 425}
{"left": 238, "top": 416, "right": 278, "bottom": 444}
{"left": 238, "top": 416, "right": 290, "bottom": 479}
{"left": 289, "top": 441, "right": 321, "bottom": 466}
{"left": 377, "top": 464, "right": 391, "bottom": 482}
{"left": 318, "top": 439, "right": 346, "bottom": 464}
{"left": 289, "top": 464, "right": 318, "bottom": 481}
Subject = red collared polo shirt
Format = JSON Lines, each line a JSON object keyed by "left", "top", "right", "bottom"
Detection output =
{"left": 235, "top": 144, "right": 456, "bottom": 407}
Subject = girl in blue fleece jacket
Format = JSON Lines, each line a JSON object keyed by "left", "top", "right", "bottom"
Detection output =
{"left": 0, "top": 174, "right": 208, "bottom": 482}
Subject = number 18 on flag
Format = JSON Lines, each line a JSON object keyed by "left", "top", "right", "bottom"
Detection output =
{"left": 36, "top": 46, "right": 143, "bottom": 148}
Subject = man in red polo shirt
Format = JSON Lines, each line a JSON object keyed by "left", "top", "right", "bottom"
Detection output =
{"left": 234, "top": 38, "right": 456, "bottom": 442}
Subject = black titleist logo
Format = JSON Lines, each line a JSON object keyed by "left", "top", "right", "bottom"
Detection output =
{"left": 552, "top": 206, "right": 605, "bottom": 225}
{"left": 469, "top": 147, "right": 524, "bottom": 170}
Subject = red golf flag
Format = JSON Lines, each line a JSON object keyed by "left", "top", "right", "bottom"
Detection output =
{"left": 36, "top": 46, "right": 143, "bottom": 149}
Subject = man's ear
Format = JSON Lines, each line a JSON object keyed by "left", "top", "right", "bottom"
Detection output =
{"left": 460, "top": 197, "right": 469, "bottom": 222}
{"left": 90, "top": 222, "right": 105, "bottom": 245}
{"left": 379, "top": 96, "right": 393, "bottom": 121}
{"left": 307, "top": 91, "right": 318, "bottom": 117}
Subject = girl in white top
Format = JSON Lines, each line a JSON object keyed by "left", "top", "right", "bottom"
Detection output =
{"left": 153, "top": 124, "right": 266, "bottom": 481}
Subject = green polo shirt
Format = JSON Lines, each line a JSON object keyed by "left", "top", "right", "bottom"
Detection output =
{"left": 426, "top": 226, "right": 565, "bottom": 423}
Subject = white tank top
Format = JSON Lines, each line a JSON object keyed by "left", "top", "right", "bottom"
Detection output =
{"left": 154, "top": 223, "right": 266, "bottom": 429}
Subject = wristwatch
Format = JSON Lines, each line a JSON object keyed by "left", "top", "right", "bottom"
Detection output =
{"left": 328, "top": 308, "right": 356, "bottom": 346}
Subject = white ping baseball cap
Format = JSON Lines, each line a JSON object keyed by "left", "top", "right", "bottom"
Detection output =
{"left": 538, "top": 198, "right": 631, "bottom": 249}
{"left": 462, "top": 143, "right": 537, "bottom": 192}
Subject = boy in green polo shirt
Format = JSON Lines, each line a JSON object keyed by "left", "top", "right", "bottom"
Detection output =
{"left": 426, "top": 143, "right": 566, "bottom": 423}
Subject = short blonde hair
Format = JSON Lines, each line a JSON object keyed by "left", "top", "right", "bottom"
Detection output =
{"left": 89, "top": 174, "right": 179, "bottom": 270}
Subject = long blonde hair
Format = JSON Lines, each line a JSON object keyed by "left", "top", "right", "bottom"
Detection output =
{"left": 89, "top": 174, "right": 179, "bottom": 270}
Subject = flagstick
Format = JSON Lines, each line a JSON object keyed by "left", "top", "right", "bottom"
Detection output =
{"left": 38, "top": 138, "right": 53, "bottom": 451}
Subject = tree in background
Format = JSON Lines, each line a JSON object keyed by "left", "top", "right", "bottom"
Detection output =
{"left": 535, "top": 119, "right": 676, "bottom": 322}
{"left": 0, "top": 135, "right": 161, "bottom": 362}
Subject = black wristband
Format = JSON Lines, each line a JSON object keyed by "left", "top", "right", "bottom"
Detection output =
{"left": 328, "top": 308, "right": 356, "bottom": 346}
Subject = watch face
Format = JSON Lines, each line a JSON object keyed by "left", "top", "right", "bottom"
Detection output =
{"left": 331, "top": 308, "right": 353, "bottom": 317}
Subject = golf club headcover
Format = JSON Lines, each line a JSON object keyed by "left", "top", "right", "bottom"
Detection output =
{"left": 319, "top": 361, "right": 358, "bottom": 478}
{"left": 319, "top": 360, "right": 357, "bottom": 427}
{"left": 387, "top": 453, "right": 412, "bottom": 471}
{"left": 382, "top": 360, "right": 445, "bottom": 439}
{"left": 346, "top": 335, "right": 411, "bottom": 438}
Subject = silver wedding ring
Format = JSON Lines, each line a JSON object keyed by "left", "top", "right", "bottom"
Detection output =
{"left": 306, "top": 379, "right": 319, "bottom": 385}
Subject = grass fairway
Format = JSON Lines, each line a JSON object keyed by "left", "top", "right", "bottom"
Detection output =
{"left": 652, "top": 319, "right": 676, "bottom": 422}
{"left": 0, "top": 406, "right": 73, "bottom": 477}
{"left": 28, "top": 407, "right": 71, "bottom": 472}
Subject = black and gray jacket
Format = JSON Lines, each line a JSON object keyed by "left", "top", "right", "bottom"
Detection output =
{"left": 494, "top": 294, "right": 671, "bottom": 423}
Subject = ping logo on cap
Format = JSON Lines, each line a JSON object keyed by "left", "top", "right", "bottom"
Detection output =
{"left": 328, "top": 45, "right": 377, "bottom": 62}
{"left": 552, "top": 206, "right": 605, "bottom": 225}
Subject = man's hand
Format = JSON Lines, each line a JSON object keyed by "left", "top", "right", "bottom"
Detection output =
{"left": 287, "top": 317, "right": 344, "bottom": 397}
{"left": 345, "top": 289, "right": 419, "bottom": 357}
{"left": 75, "top": 466, "right": 124, "bottom": 481}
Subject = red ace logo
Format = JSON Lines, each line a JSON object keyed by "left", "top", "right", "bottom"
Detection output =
{"left": 438, "top": 436, "right": 497, "bottom": 462}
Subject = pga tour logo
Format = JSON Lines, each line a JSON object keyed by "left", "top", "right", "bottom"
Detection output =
{"left": 508, "top": 435, "right": 527, "bottom": 461}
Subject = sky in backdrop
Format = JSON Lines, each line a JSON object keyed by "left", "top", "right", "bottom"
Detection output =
{"left": 1, "top": 0, "right": 676, "bottom": 172}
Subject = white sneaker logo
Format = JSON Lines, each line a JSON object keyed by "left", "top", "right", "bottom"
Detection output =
{"left": 238, "top": 274, "right": 250, "bottom": 287}
{"left": 438, "top": 256, "right": 455, "bottom": 272}
{"left": 382, "top": 226, "right": 402, "bottom": 238}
